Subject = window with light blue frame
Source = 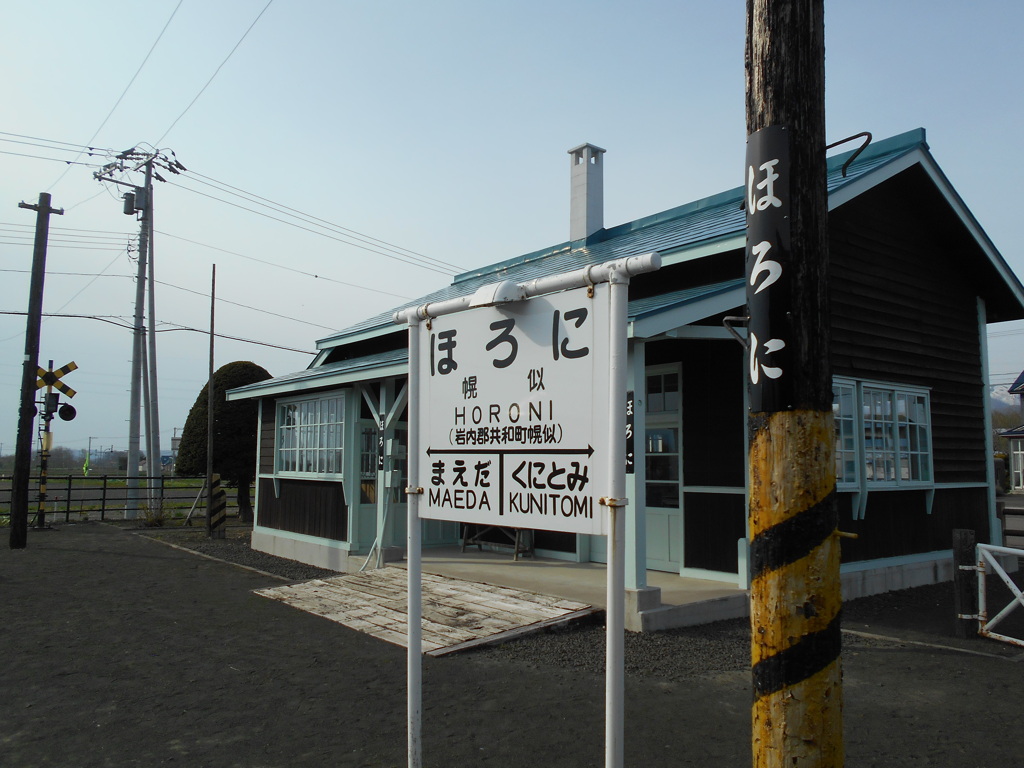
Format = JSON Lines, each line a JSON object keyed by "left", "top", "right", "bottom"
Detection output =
{"left": 833, "top": 378, "right": 932, "bottom": 488}
{"left": 645, "top": 366, "right": 682, "bottom": 508}
{"left": 833, "top": 381, "right": 859, "bottom": 486}
{"left": 276, "top": 393, "right": 346, "bottom": 477}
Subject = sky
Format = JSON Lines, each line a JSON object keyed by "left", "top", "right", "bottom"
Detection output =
{"left": 2, "top": 0, "right": 1023, "bottom": 458}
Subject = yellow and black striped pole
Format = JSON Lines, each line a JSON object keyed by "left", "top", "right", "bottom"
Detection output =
{"left": 749, "top": 414, "right": 841, "bottom": 765}
{"left": 208, "top": 473, "right": 227, "bottom": 539}
{"left": 745, "top": 1, "right": 842, "bottom": 765}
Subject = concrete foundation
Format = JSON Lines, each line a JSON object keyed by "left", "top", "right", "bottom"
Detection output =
{"left": 251, "top": 528, "right": 351, "bottom": 573}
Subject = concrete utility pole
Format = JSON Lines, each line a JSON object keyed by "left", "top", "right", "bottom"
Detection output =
{"left": 10, "top": 193, "right": 63, "bottom": 549}
{"left": 146, "top": 180, "right": 162, "bottom": 505}
{"left": 744, "top": 1, "right": 842, "bottom": 766}
{"left": 96, "top": 147, "right": 184, "bottom": 516}
{"left": 125, "top": 160, "right": 153, "bottom": 518}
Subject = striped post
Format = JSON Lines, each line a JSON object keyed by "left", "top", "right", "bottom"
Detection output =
{"left": 208, "top": 473, "right": 227, "bottom": 539}
{"left": 749, "top": 413, "right": 841, "bottom": 765}
{"left": 746, "top": 1, "right": 842, "bottom": 765}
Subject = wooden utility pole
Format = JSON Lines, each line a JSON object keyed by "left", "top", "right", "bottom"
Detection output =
{"left": 10, "top": 193, "right": 63, "bottom": 549}
{"left": 745, "top": 1, "right": 842, "bottom": 766}
{"left": 206, "top": 265, "right": 225, "bottom": 538}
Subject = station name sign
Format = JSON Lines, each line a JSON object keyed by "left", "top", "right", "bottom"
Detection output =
{"left": 417, "top": 283, "right": 611, "bottom": 535}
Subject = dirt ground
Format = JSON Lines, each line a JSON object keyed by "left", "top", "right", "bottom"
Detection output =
{"left": 2, "top": 522, "right": 1022, "bottom": 768}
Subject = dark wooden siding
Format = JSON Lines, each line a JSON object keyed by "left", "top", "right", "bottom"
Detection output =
{"left": 837, "top": 487, "right": 989, "bottom": 562}
{"left": 680, "top": 340, "right": 745, "bottom": 488}
{"left": 830, "top": 169, "right": 987, "bottom": 485}
{"left": 644, "top": 338, "right": 746, "bottom": 488}
{"left": 258, "top": 478, "right": 348, "bottom": 541}
{"left": 533, "top": 530, "right": 576, "bottom": 553}
{"left": 259, "top": 399, "right": 275, "bottom": 475}
{"left": 683, "top": 492, "right": 745, "bottom": 572}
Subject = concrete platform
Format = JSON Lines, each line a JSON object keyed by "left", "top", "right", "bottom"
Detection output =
{"left": 410, "top": 546, "right": 750, "bottom": 631}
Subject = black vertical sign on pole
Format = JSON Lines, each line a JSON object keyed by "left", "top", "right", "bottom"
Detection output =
{"left": 625, "top": 391, "right": 635, "bottom": 474}
{"left": 745, "top": 125, "right": 792, "bottom": 414}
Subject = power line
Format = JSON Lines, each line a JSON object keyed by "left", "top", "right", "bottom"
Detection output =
{"left": 156, "top": 323, "right": 314, "bottom": 355}
{"left": 185, "top": 170, "right": 467, "bottom": 273}
{"left": 0, "top": 222, "right": 137, "bottom": 237}
{"left": 0, "top": 263, "right": 341, "bottom": 333}
{"left": 151, "top": 277, "right": 340, "bottom": 332}
{"left": 0, "top": 310, "right": 134, "bottom": 330}
{"left": 47, "top": 0, "right": 184, "bottom": 191}
{"left": 0, "top": 231, "right": 136, "bottom": 246}
{"left": 155, "top": 229, "right": 414, "bottom": 299}
{"left": 0, "top": 240, "right": 130, "bottom": 252}
{"left": 7, "top": 132, "right": 466, "bottom": 278}
{"left": 0, "top": 149, "right": 105, "bottom": 168}
{"left": 0, "top": 268, "right": 343, "bottom": 332}
{"left": 52, "top": 250, "right": 131, "bottom": 317}
{"left": 0, "top": 136, "right": 113, "bottom": 156}
{"left": 0, "top": 131, "right": 115, "bottom": 152}
{"left": 165, "top": 180, "right": 460, "bottom": 276}
{"left": 155, "top": 0, "right": 273, "bottom": 146}
{"left": 0, "top": 310, "right": 314, "bottom": 355}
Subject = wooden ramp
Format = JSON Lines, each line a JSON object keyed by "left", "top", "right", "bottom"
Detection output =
{"left": 255, "top": 568, "right": 596, "bottom": 656}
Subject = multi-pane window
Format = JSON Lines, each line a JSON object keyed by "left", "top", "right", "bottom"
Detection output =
{"left": 645, "top": 367, "right": 682, "bottom": 508}
{"left": 277, "top": 394, "right": 345, "bottom": 476}
{"left": 833, "top": 382, "right": 858, "bottom": 485}
{"left": 832, "top": 380, "right": 932, "bottom": 487}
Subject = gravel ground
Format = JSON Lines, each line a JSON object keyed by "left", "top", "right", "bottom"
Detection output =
{"left": 6, "top": 522, "right": 1024, "bottom": 767}
{"left": 131, "top": 522, "right": 343, "bottom": 582}
{"left": 130, "top": 521, "right": 1024, "bottom": 679}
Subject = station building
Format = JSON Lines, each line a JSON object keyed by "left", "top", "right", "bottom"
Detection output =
{"left": 227, "top": 129, "right": 1024, "bottom": 628}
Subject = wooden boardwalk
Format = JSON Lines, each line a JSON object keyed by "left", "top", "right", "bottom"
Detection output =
{"left": 255, "top": 568, "right": 595, "bottom": 656}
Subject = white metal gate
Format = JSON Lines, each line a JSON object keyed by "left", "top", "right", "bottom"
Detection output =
{"left": 976, "top": 543, "right": 1024, "bottom": 648}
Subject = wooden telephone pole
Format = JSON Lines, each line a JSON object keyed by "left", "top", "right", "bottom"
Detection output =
{"left": 10, "top": 193, "right": 63, "bottom": 549}
{"left": 745, "top": 1, "right": 842, "bottom": 766}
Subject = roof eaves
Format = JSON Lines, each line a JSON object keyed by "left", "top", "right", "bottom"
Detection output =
{"left": 1008, "top": 370, "right": 1024, "bottom": 394}
{"left": 826, "top": 128, "right": 927, "bottom": 173}
{"left": 658, "top": 233, "right": 745, "bottom": 267}
{"left": 315, "top": 322, "right": 402, "bottom": 350}
{"left": 628, "top": 279, "right": 746, "bottom": 339}
{"left": 913, "top": 151, "right": 1024, "bottom": 313}
{"left": 826, "top": 146, "right": 925, "bottom": 210}
{"left": 227, "top": 351, "right": 410, "bottom": 401}
{"left": 226, "top": 361, "right": 408, "bottom": 400}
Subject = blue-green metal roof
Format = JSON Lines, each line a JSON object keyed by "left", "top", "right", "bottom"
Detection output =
{"left": 629, "top": 278, "right": 746, "bottom": 320}
{"left": 228, "top": 281, "right": 747, "bottom": 399}
{"left": 318, "top": 129, "right": 928, "bottom": 349}
{"left": 225, "top": 347, "right": 409, "bottom": 400}
{"left": 1009, "top": 370, "right": 1024, "bottom": 395}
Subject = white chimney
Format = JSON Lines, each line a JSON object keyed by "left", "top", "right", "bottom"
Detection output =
{"left": 568, "top": 143, "right": 605, "bottom": 241}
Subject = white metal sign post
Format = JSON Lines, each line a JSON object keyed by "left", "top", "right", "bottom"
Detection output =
{"left": 396, "top": 253, "right": 660, "bottom": 768}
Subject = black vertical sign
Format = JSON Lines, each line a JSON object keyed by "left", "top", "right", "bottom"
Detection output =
{"left": 625, "top": 390, "right": 635, "bottom": 474}
{"left": 745, "top": 125, "right": 793, "bottom": 414}
{"left": 378, "top": 416, "right": 385, "bottom": 471}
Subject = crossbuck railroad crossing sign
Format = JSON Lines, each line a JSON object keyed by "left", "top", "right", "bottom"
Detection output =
{"left": 36, "top": 361, "right": 78, "bottom": 398}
